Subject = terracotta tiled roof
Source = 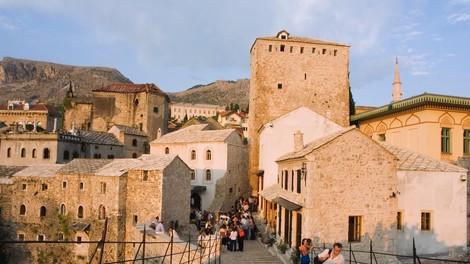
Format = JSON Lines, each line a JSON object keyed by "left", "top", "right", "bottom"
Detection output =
{"left": 93, "top": 83, "right": 166, "bottom": 95}
{"left": 80, "top": 131, "right": 123, "bottom": 146}
{"left": 380, "top": 142, "right": 468, "bottom": 173}
{"left": 276, "top": 126, "right": 356, "bottom": 162}
{"left": 0, "top": 103, "right": 59, "bottom": 114}
{"left": 111, "top": 124, "right": 147, "bottom": 137}
{"left": 150, "top": 124, "right": 236, "bottom": 144}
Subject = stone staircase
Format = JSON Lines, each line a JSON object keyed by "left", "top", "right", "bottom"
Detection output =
{"left": 220, "top": 239, "right": 284, "bottom": 263}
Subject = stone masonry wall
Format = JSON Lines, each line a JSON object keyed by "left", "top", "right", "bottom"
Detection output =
{"left": 248, "top": 35, "right": 350, "bottom": 193}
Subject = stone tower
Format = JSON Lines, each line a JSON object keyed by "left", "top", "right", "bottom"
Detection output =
{"left": 248, "top": 30, "right": 350, "bottom": 193}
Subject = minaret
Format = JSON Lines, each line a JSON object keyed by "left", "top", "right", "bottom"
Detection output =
{"left": 392, "top": 57, "right": 402, "bottom": 102}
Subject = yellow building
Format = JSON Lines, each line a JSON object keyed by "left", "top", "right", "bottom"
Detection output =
{"left": 351, "top": 62, "right": 470, "bottom": 163}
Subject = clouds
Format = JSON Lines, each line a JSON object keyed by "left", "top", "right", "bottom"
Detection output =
{"left": 0, "top": 1, "right": 468, "bottom": 106}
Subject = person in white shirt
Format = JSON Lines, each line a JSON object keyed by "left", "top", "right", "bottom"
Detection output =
{"left": 155, "top": 220, "right": 165, "bottom": 233}
{"left": 317, "top": 243, "right": 345, "bottom": 264}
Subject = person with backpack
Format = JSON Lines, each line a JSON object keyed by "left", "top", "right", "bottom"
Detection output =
{"left": 314, "top": 243, "right": 344, "bottom": 264}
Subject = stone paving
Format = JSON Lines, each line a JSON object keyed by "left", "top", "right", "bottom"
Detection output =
{"left": 219, "top": 239, "right": 284, "bottom": 264}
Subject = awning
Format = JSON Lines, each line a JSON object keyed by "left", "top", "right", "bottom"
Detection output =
{"left": 191, "top": 185, "right": 207, "bottom": 192}
{"left": 258, "top": 184, "right": 281, "bottom": 202}
{"left": 70, "top": 221, "right": 90, "bottom": 232}
{"left": 272, "top": 197, "right": 302, "bottom": 211}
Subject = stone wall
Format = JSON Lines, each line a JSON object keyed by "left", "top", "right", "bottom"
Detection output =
{"left": 63, "top": 101, "right": 92, "bottom": 131}
{"left": 248, "top": 34, "right": 350, "bottom": 193}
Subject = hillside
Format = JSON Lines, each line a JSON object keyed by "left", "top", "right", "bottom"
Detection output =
{"left": 0, "top": 57, "right": 132, "bottom": 105}
{"left": 168, "top": 79, "right": 250, "bottom": 110}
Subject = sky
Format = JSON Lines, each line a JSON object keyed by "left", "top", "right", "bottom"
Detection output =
{"left": 0, "top": 0, "right": 469, "bottom": 107}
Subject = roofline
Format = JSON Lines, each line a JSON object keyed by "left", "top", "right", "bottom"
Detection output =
{"left": 250, "top": 35, "right": 350, "bottom": 53}
{"left": 351, "top": 93, "right": 470, "bottom": 122}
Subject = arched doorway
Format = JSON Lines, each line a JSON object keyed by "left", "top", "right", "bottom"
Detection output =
{"left": 191, "top": 193, "right": 201, "bottom": 210}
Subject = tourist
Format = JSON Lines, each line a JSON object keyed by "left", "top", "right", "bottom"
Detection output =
{"left": 299, "top": 238, "right": 312, "bottom": 264}
{"left": 317, "top": 243, "right": 345, "bottom": 264}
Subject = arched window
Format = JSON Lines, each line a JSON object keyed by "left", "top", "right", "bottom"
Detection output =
{"left": 205, "top": 150, "right": 212, "bottom": 160}
{"left": 77, "top": 206, "right": 84, "bottom": 218}
{"left": 7, "top": 148, "right": 11, "bottom": 158}
{"left": 165, "top": 147, "right": 170, "bottom": 154}
{"left": 190, "top": 150, "right": 196, "bottom": 160}
{"left": 63, "top": 151, "right": 70, "bottom": 160}
{"left": 132, "top": 153, "right": 137, "bottom": 158}
{"left": 205, "top": 169, "right": 212, "bottom": 181}
{"left": 60, "top": 204, "right": 66, "bottom": 215}
{"left": 21, "top": 148, "right": 26, "bottom": 158}
{"left": 32, "top": 149, "right": 36, "bottom": 158}
{"left": 99, "top": 205, "right": 106, "bottom": 220}
{"left": 43, "top": 148, "right": 50, "bottom": 159}
{"left": 20, "top": 204, "right": 26, "bottom": 215}
{"left": 40, "top": 206, "right": 46, "bottom": 217}
{"left": 132, "top": 139, "right": 138, "bottom": 146}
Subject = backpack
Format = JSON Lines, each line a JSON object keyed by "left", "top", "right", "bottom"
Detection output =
{"left": 313, "top": 249, "right": 332, "bottom": 264}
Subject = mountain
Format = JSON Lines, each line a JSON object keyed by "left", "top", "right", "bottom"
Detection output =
{"left": 168, "top": 79, "right": 250, "bottom": 110}
{"left": 0, "top": 57, "right": 132, "bottom": 105}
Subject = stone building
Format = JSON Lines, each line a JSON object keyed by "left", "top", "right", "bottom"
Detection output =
{"left": 0, "top": 131, "right": 123, "bottom": 166}
{"left": 218, "top": 110, "right": 249, "bottom": 139}
{"left": 108, "top": 124, "right": 148, "bottom": 158}
{"left": 91, "top": 83, "right": 169, "bottom": 141}
{"left": 64, "top": 83, "right": 169, "bottom": 142}
{"left": 261, "top": 127, "right": 398, "bottom": 262}
{"left": 248, "top": 30, "right": 350, "bottom": 193}
{"left": 0, "top": 154, "right": 191, "bottom": 263}
{"left": 149, "top": 124, "right": 249, "bottom": 212}
{"left": 170, "top": 102, "right": 225, "bottom": 122}
{"left": 0, "top": 100, "right": 62, "bottom": 132}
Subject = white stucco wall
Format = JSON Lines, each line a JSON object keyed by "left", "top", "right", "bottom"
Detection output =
{"left": 150, "top": 141, "right": 228, "bottom": 210}
{"left": 259, "top": 107, "right": 342, "bottom": 189}
{"left": 396, "top": 170, "right": 467, "bottom": 255}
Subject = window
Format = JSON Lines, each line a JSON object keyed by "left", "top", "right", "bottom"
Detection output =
{"left": 165, "top": 147, "right": 169, "bottom": 154}
{"left": 98, "top": 205, "right": 106, "bottom": 220}
{"left": 348, "top": 216, "right": 362, "bottom": 242}
{"left": 60, "top": 204, "right": 66, "bottom": 215}
{"left": 296, "top": 169, "right": 301, "bottom": 194}
{"left": 205, "top": 150, "right": 212, "bottom": 160}
{"left": 40, "top": 206, "right": 46, "bottom": 217}
{"left": 18, "top": 233, "right": 25, "bottom": 241}
{"left": 7, "top": 148, "right": 11, "bottom": 158}
{"left": 191, "top": 150, "right": 196, "bottom": 160}
{"left": 43, "top": 148, "right": 50, "bottom": 159}
{"left": 94, "top": 146, "right": 99, "bottom": 150}
{"left": 280, "top": 45, "right": 285, "bottom": 52}
{"left": 77, "top": 206, "right": 84, "bottom": 218}
{"left": 41, "top": 183, "right": 48, "bottom": 191}
{"left": 277, "top": 83, "right": 283, "bottom": 89}
{"left": 300, "top": 47, "right": 304, "bottom": 54}
{"left": 132, "top": 153, "right": 137, "bottom": 158}
{"left": 464, "top": 130, "right": 470, "bottom": 154}
{"left": 312, "top": 47, "right": 316, "bottom": 53}
{"left": 134, "top": 99, "right": 139, "bottom": 106}
{"left": 37, "top": 234, "right": 45, "bottom": 241}
{"left": 284, "top": 170, "right": 288, "bottom": 190}
{"left": 191, "top": 170, "right": 196, "bottom": 181}
{"left": 268, "top": 45, "right": 272, "bottom": 52}
{"left": 153, "top": 107, "right": 159, "bottom": 113}
{"left": 133, "top": 215, "right": 138, "bottom": 225}
{"left": 334, "top": 50, "right": 337, "bottom": 56}
{"left": 142, "top": 171, "right": 148, "bottom": 181}
{"left": 20, "top": 204, "right": 26, "bottom": 215}
{"left": 21, "top": 183, "right": 27, "bottom": 190}
{"left": 21, "top": 148, "right": 26, "bottom": 158}
{"left": 32, "top": 149, "right": 36, "bottom": 158}
{"left": 289, "top": 46, "right": 293, "bottom": 53}
{"left": 397, "top": 211, "right": 403, "bottom": 230}
{"left": 322, "top": 48, "right": 327, "bottom": 54}
{"left": 205, "top": 169, "right": 212, "bottom": 181}
{"left": 132, "top": 139, "right": 138, "bottom": 146}
{"left": 76, "top": 236, "right": 82, "bottom": 244}
{"left": 421, "top": 211, "right": 432, "bottom": 231}
{"left": 100, "top": 182, "right": 107, "bottom": 193}
{"left": 378, "top": 134, "right": 386, "bottom": 142}
{"left": 62, "top": 181, "right": 67, "bottom": 189}
{"left": 229, "top": 187, "right": 233, "bottom": 193}
{"left": 79, "top": 182, "right": 84, "bottom": 190}
{"left": 58, "top": 233, "right": 64, "bottom": 241}
{"left": 441, "top": 128, "right": 451, "bottom": 153}
{"left": 63, "top": 151, "right": 70, "bottom": 160}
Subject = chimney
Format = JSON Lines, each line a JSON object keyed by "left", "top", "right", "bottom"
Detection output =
{"left": 33, "top": 118, "right": 37, "bottom": 133}
{"left": 294, "top": 130, "right": 304, "bottom": 151}
{"left": 53, "top": 118, "right": 57, "bottom": 133}
{"left": 157, "top": 128, "right": 162, "bottom": 139}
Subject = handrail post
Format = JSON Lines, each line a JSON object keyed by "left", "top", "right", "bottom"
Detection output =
{"left": 142, "top": 224, "right": 146, "bottom": 264}
{"left": 370, "top": 240, "right": 372, "bottom": 264}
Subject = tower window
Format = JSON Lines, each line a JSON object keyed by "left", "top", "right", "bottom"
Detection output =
{"left": 268, "top": 45, "right": 272, "bottom": 52}
{"left": 334, "top": 50, "right": 337, "bottom": 56}
{"left": 278, "top": 83, "right": 283, "bottom": 89}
